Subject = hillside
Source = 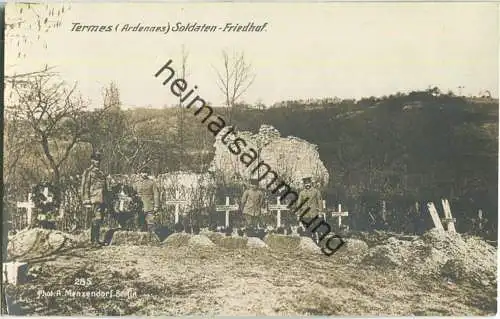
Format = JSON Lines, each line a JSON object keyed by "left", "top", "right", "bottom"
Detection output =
{"left": 122, "top": 93, "right": 498, "bottom": 238}
{"left": 4, "top": 91, "right": 498, "bottom": 238}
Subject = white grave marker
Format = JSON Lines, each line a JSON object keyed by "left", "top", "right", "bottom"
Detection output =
{"left": 16, "top": 193, "right": 35, "bottom": 229}
{"left": 268, "top": 197, "right": 289, "bottom": 228}
{"left": 216, "top": 196, "right": 239, "bottom": 227}
{"left": 164, "top": 189, "right": 188, "bottom": 224}
{"left": 331, "top": 204, "right": 349, "bottom": 228}
{"left": 2, "top": 262, "right": 29, "bottom": 286}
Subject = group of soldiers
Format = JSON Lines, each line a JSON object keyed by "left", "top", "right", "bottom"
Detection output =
{"left": 80, "top": 151, "right": 329, "bottom": 246}
{"left": 81, "top": 151, "right": 161, "bottom": 246}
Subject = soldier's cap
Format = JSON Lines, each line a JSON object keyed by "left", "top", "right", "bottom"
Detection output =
{"left": 302, "top": 177, "right": 312, "bottom": 183}
{"left": 91, "top": 151, "right": 102, "bottom": 161}
{"left": 139, "top": 166, "right": 151, "bottom": 175}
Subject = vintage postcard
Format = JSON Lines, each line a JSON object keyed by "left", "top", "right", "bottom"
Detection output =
{"left": 2, "top": 1, "right": 498, "bottom": 316}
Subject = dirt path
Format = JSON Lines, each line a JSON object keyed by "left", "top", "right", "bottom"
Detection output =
{"left": 5, "top": 244, "right": 497, "bottom": 316}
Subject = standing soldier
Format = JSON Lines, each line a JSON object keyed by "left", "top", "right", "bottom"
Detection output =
{"left": 241, "top": 178, "right": 265, "bottom": 233}
{"left": 81, "top": 151, "right": 108, "bottom": 247}
{"left": 472, "top": 209, "right": 488, "bottom": 237}
{"left": 297, "top": 177, "right": 323, "bottom": 234}
{"left": 132, "top": 167, "right": 160, "bottom": 233}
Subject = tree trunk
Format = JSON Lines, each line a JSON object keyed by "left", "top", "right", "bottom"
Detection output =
{"left": 41, "top": 135, "right": 62, "bottom": 206}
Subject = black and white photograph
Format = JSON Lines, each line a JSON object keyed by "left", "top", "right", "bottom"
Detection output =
{"left": 2, "top": 2, "right": 498, "bottom": 316}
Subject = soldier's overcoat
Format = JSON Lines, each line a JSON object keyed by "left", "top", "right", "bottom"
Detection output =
{"left": 241, "top": 188, "right": 265, "bottom": 217}
{"left": 81, "top": 166, "right": 107, "bottom": 204}
{"left": 297, "top": 187, "right": 323, "bottom": 219}
{"left": 132, "top": 176, "right": 161, "bottom": 213}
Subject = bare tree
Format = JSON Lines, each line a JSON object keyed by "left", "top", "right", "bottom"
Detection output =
{"left": 213, "top": 50, "right": 256, "bottom": 122}
{"left": 103, "top": 81, "right": 121, "bottom": 110}
{"left": 7, "top": 73, "right": 90, "bottom": 200}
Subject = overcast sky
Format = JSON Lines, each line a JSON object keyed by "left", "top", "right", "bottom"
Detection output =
{"left": 5, "top": 2, "right": 499, "bottom": 109}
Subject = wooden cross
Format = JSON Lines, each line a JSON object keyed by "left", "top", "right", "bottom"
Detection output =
{"left": 268, "top": 197, "right": 289, "bottom": 228}
{"left": 331, "top": 204, "right": 349, "bottom": 228}
{"left": 441, "top": 199, "right": 456, "bottom": 233}
{"left": 427, "top": 199, "right": 456, "bottom": 233}
{"left": 216, "top": 196, "right": 239, "bottom": 227}
{"left": 426, "top": 202, "right": 445, "bottom": 231}
{"left": 164, "top": 189, "right": 188, "bottom": 224}
{"left": 16, "top": 193, "right": 35, "bottom": 228}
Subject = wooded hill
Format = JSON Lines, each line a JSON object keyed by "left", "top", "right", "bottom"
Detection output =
{"left": 127, "top": 91, "right": 498, "bottom": 237}
{"left": 4, "top": 89, "right": 498, "bottom": 238}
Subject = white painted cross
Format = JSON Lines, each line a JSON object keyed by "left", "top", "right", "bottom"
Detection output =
{"left": 331, "top": 204, "right": 349, "bottom": 228}
{"left": 268, "top": 197, "right": 289, "bottom": 228}
{"left": 16, "top": 193, "right": 35, "bottom": 228}
{"left": 216, "top": 196, "right": 239, "bottom": 227}
{"left": 164, "top": 189, "right": 188, "bottom": 224}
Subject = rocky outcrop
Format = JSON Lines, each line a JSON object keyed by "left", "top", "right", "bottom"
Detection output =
{"left": 209, "top": 124, "right": 329, "bottom": 189}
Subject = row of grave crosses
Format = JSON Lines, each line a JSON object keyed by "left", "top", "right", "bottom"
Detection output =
{"left": 15, "top": 188, "right": 350, "bottom": 230}
{"left": 15, "top": 187, "right": 458, "bottom": 233}
{"left": 214, "top": 196, "right": 349, "bottom": 229}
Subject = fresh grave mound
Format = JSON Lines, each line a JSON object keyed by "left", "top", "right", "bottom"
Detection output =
{"left": 218, "top": 236, "right": 248, "bottom": 249}
{"left": 162, "top": 233, "right": 216, "bottom": 249}
{"left": 187, "top": 235, "right": 216, "bottom": 248}
{"left": 349, "top": 230, "right": 416, "bottom": 247}
{"left": 110, "top": 231, "right": 159, "bottom": 246}
{"left": 333, "top": 238, "right": 369, "bottom": 256}
{"left": 298, "top": 237, "right": 322, "bottom": 254}
{"left": 7, "top": 228, "right": 84, "bottom": 260}
{"left": 246, "top": 237, "right": 268, "bottom": 249}
{"left": 318, "top": 238, "right": 369, "bottom": 262}
{"left": 162, "top": 233, "right": 192, "bottom": 248}
{"left": 362, "top": 229, "right": 497, "bottom": 286}
{"left": 264, "top": 234, "right": 301, "bottom": 251}
{"left": 199, "top": 230, "right": 225, "bottom": 245}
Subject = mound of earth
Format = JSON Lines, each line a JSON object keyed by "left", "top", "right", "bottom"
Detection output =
{"left": 350, "top": 231, "right": 418, "bottom": 247}
{"left": 7, "top": 228, "right": 84, "bottom": 261}
{"left": 330, "top": 238, "right": 369, "bottom": 263}
{"left": 111, "top": 231, "right": 159, "bottom": 246}
{"left": 218, "top": 236, "right": 248, "bottom": 249}
{"left": 162, "top": 233, "right": 192, "bottom": 247}
{"left": 298, "top": 237, "right": 322, "bottom": 254}
{"left": 362, "top": 229, "right": 497, "bottom": 286}
{"left": 247, "top": 237, "right": 268, "bottom": 249}
{"left": 188, "top": 235, "right": 216, "bottom": 248}
{"left": 264, "top": 234, "right": 301, "bottom": 251}
{"left": 199, "top": 230, "right": 225, "bottom": 245}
